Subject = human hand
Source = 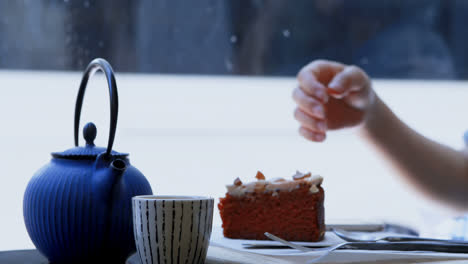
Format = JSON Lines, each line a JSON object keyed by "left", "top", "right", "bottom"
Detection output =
{"left": 293, "top": 60, "right": 375, "bottom": 142}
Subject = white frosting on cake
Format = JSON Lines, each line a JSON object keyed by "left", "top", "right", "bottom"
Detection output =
{"left": 226, "top": 172, "right": 323, "bottom": 197}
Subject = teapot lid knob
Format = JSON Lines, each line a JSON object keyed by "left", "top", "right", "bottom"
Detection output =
{"left": 83, "top": 122, "right": 97, "bottom": 146}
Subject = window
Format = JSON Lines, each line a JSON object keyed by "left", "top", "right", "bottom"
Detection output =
{"left": 0, "top": 0, "right": 464, "bottom": 79}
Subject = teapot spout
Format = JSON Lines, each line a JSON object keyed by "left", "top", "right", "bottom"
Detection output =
{"left": 110, "top": 159, "right": 127, "bottom": 174}
{"left": 92, "top": 153, "right": 127, "bottom": 203}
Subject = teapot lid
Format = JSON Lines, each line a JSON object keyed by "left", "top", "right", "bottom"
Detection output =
{"left": 52, "top": 122, "right": 128, "bottom": 160}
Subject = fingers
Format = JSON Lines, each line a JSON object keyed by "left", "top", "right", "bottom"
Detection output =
{"left": 292, "top": 87, "right": 325, "bottom": 119}
{"left": 328, "top": 65, "right": 370, "bottom": 99}
{"left": 294, "top": 108, "right": 327, "bottom": 133}
{"left": 293, "top": 80, "right": 327, "bottom": 142}
{"left": 294, "top": 60, "right": 371, "bottom": 142}
{"left": 297, "top": 75, "right": 328, "bottom": 103}
{"left": 297, "top": 59, "right": 345, "bottom": 86}
{"left": 297, "top": 60, "right": 346, "bottom": 103}
{"left": 299, "top": 127, "right": 326, "bottom": 142}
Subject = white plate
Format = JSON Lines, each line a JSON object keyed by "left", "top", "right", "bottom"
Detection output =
{"left": 209, "top": 227, "right": 468, "bottom": 263}
{"left": 209, "top": 226, "right": 343, "bottom": 256}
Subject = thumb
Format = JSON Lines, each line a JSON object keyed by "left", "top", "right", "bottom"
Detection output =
{"left": 327, "top": 65, "right": 368, "bottom": 99}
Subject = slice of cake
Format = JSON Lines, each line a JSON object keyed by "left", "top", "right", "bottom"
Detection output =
{"left": 218, "top": 171, "right": 325, "bottom": 242}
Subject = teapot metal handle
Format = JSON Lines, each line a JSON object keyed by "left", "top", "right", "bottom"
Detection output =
{"left": 74, "top": 58, "right": 118, "bottom": 158}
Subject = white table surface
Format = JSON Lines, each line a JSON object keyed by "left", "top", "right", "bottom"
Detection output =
{"left": 1, "top": 71, "right": 468, "bottom": 257}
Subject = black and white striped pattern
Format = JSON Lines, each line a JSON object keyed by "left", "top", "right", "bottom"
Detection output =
{"left": 132, "top": 196, "right": 214, "bottom": 264}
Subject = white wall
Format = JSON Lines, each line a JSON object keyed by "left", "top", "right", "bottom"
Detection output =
{"left": 1, "top": 71, "right": 467, "bottom": 250}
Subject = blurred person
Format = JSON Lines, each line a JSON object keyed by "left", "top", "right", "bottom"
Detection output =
{"left": 293, "top": 59, "right": 468, "bottom": 209}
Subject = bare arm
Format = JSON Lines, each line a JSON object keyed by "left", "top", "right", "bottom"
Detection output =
{"left": 362, "top": 96, "right": 468, "bottom": 209}
{"left": 294, "top": 59, "right": 468, "bottom": 209}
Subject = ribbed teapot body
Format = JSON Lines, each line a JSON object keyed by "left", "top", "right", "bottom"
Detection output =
{"left": 23, "top": 158, "right": 153, "bottom": 263}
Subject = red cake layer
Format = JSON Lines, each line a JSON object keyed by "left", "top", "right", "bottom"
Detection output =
{"left": 218, "top": 182, "right": 325, "bottom": 242}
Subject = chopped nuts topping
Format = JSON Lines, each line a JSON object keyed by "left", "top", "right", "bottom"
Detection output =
{"left": 234, "top": 177, "right": 242, "bottom": 186}
{"left": 293, "top": 171, "right": 312, "bottom": 180}
{"left": 255, "top": 171, "right": 265, "bottom": 180}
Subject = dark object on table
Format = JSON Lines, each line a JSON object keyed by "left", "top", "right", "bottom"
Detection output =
{"left": 244, "top": 241, "right": 468, "bottom": 254}
{"left": 339, "top": 241, "right": 468, "bottom": 253}
{"left": 22, "top": 59, "right": 153, "bottom": 263}
{"left": 0, "top": 250, "right": 141, "bottom": 264}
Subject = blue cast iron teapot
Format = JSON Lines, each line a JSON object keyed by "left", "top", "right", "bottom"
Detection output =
{"left": 23, "top": 58, "right": 153, "bottom": 263}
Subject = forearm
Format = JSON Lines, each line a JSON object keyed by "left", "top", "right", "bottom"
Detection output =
{"left": 361, "top": 96, "right": 468, "bottom": 209}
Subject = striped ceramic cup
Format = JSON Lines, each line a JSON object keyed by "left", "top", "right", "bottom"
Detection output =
{"left": 132, "top": 196, "right": 214, "bottom": 264}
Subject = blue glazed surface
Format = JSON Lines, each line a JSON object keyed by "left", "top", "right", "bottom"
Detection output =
{"left": 23, "top": 157, "right": 153, "bottom": 263}
{"left": 23, "top": 58, "right": 153, "bottom": 263}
